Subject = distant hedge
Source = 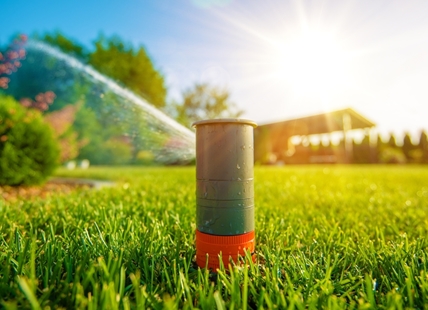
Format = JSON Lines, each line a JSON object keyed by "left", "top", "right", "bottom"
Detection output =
{"left": 0, "top": 95, "right": 59, "bottom": 186}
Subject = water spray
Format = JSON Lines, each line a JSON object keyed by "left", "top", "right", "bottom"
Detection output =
{"left": 193, "top": 119, "right": 257, "bottom": 270}
{"left": 20, "top": 40, "right": 195, "bottom": 164}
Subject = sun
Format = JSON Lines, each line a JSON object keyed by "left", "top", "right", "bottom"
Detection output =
{"left": 272, "top": 29, "right": 349, "bottom": 100}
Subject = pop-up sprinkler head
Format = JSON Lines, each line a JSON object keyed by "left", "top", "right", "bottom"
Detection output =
{"left": 193, "top": 119, "right": 257, "bottom": 270}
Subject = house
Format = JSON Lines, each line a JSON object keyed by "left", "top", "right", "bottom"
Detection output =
{"left": 254, "top": 108, "right": 376, "bottom": 164}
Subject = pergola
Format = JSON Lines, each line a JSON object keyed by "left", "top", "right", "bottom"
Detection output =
{"left": 254, "top": 108, "right": 376, "bottom": 163}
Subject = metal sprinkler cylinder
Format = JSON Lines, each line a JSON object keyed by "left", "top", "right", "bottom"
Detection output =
{"left": 193, "top": 119, "right": 257, "bottom": 270}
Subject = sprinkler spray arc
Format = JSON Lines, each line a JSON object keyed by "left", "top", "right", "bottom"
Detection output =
{"left": 18, "top": 40, "right": 195, "bottom": 164}
{"left": 193, "top": 119, "right": 257, "bottom": 270}
{"left": 25, "top": 41, "right": 194, "bottom": 142}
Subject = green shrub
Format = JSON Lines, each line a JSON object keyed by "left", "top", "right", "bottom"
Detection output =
{"left": 0, "top": 95, "right": 60, "bottom": 185}
{"left": 379, "top": 146, "right": 407, "bottom": 164}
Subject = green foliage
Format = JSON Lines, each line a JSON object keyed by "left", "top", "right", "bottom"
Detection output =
{"left": 4, "top": 41, "right": 85, "bottom": 112}
{"left": 75, "top": 92, "right": 145, "bottom": 165}
{"left": 3, "top": 32, "right": 191, "bottom": 165}
{"left": 99, "top": 138, "right": 133, "bottom": 165}
{"left": 39, "top": 31, "right": 88, "bottom": 61}
{"left": 174, "top": 83, "right": 243, "bottom": 128}
{"left": 73, "top": 102, "right": 105, "bottom": 163}
{"left": 418, "top": 131, "right": 428, "bottom": 163}
{"left": 379, "top": 147, "right": 407, "bottom": 164}
{"left": 0, "top": 95, "right": 59, "bottom": 185}
{"left": 89, "top": 35, "right": 167, "bottom": 108}
{"left": 352, "top": 135, "right": 372, "bottom": 163}
{"left": 376, "top": 134, "right": 406, "bottom": 164}
{"left": 1, "top": 166, "right": 428, "bottom": 308}
{"left": 133, "top": 150, "right": 156, "bottom": 165}
{"left": 387, "top": 133, "right": 397, "bottom": 148}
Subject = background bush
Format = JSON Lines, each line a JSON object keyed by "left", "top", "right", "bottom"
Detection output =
{"left": 0, "top": 95, "right": 60, "bottom": 186}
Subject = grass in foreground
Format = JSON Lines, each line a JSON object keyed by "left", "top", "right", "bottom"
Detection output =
{"left": 0, "top": 165, "right": 427, "bottom": 309}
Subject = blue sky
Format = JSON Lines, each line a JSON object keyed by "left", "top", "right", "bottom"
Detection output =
{"left": 2, "top": 0, "right": 428, "bottom": 139}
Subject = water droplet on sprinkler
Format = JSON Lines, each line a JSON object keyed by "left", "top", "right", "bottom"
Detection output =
{"left": 237, "top": 164, "right": 240, "bottom": 169}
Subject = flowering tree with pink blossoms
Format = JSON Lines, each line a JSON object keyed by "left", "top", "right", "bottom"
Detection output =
{"left": 0, "top": 34, "right": 27, "bottom": 90}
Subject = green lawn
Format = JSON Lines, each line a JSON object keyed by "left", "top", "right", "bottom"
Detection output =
{"left": 1, "top": 165, "right": 427, "bottom": 309}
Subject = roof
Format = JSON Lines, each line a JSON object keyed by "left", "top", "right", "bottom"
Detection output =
{"left": 256, "top": 108, "right": 375, "bottom": 136}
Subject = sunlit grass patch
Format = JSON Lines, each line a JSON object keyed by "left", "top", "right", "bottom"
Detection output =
{"left": 0, "top": 165, "right": 427, "bottom": 308}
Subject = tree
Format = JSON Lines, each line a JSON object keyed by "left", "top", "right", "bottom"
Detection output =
{"left": 387, "top": 133, "right": 397, "bottom": 148}
{"left": 4, "top": 35, "right": 86, "bottom": 112}
{"left": 0, "top": 34, "right": 27, "bottom": 90}
{"left": 174, "top": 83, "right": 243, "bottom": 128}
{"left": 418, "top": 131, "right": 428, "bottom": 163}
{"left": 353, "top": 135, "right": 371, "bottom": 164}
{"left": 88, "top": 35, "right": 167, "bottom": 108}
{"left": 39, "top": 31, "right": 88, "bottom": 61}
{"left": 402, "top": 133, "right": 415, "bottom": 162}
{"left": 378, "top": 133, "right": 406, "bottom": 164}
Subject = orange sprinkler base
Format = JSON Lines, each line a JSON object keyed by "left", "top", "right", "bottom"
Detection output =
{"left": 196, "top": 230, "right": 255, "bottom": 270}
